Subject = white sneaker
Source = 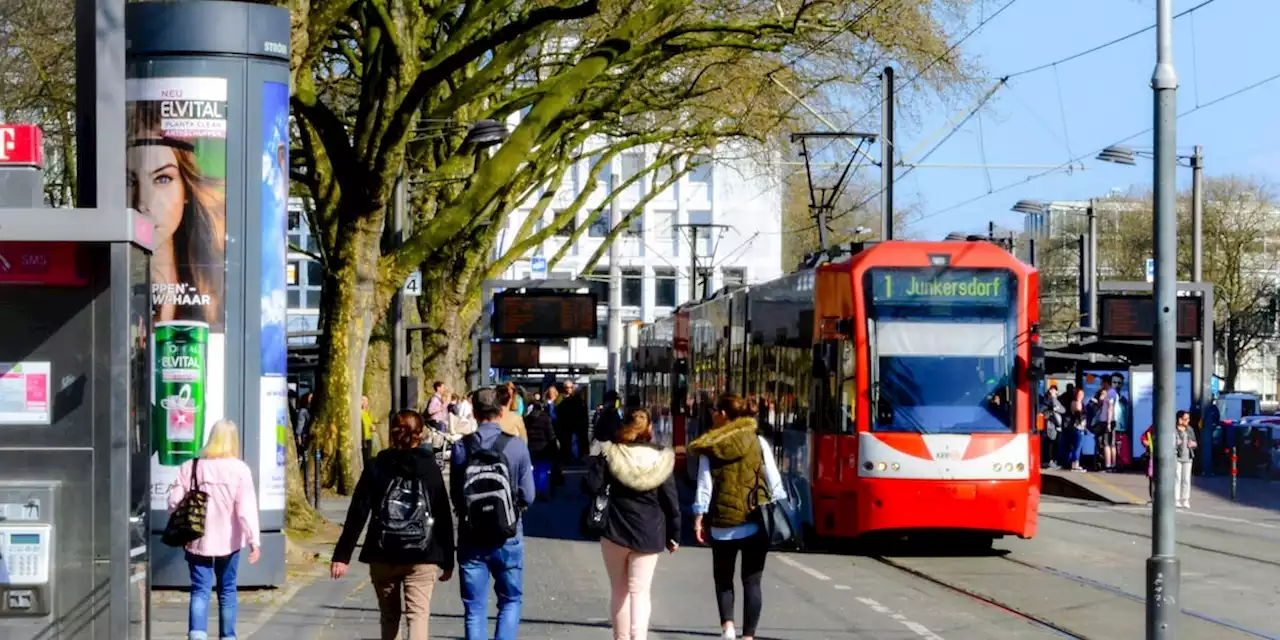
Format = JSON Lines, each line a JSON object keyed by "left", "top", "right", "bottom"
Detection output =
{"left": 722, "top": 627, "right": 737, "bottom": 639}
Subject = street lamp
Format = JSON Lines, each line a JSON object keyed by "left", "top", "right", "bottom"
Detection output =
{"left": 1097, "top": 143, "right": 1211, "bottom": 479}
{"left": 1011, "top": 199, "right": 1098, "bottom": 331}
{"left": 389, "top": 119, "right": 510, "bottom": 415}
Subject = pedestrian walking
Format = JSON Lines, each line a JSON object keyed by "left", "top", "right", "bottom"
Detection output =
{"left": 593, "top": 390, "right": 622, "bottom": 444}
{"left": 451, "top": 387, "right": 536, "bottom": 640}
{"left": 525, "top": 400, "right": 559, "bottom": 499}
{"left": 1041, "top": 385, "right": 1063, "bottom": 468}
{"left": 1175, "top": 410, "right": 1198, "bottom": 508}
{"left": 1142, "top": 424, "right": 1155, "bottom": 501}
{"left": 166, "top": 419, "right": 261, "bottom": 640}
{"left": 331, "top": 410, "right": 455, "bottom": 640}
{"left": 689, "top": 394, "right": 785, "bottom": 640}
{"left": 584, "top": 408, "right": 680, "bottom": 640}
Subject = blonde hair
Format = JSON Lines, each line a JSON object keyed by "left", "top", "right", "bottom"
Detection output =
{"left": 200, "top": 419, "right": 241, "bottom": 459}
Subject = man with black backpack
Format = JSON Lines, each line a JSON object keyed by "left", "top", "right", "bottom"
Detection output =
{"left": 451, "top": 386, "right": 536, "bottom": 640}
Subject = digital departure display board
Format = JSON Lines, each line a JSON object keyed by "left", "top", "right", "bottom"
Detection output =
{"left": 492, "top": 291, "right": 598, "bottom": 339}
{"left": 490, "top": 342, "right": 540, "bottom": 369}
{"left": 1099, "top": 294, "right": 1202, "bottom": 341}
{"left": 868, "top": 268, "right": 1013, "bottom": 306}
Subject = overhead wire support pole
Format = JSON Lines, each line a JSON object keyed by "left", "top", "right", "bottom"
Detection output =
{"left": 881, "top": 66, "right": 896, "bottom": 241}
{"left": 607, "top": 172, "right": 623, "bottom": 393}
{"left": 789, "top": 131, "right": 877, "bottom": 252}
{"left": 674, "top": 223, "right": 733, "bottom": 301}
{"left": 1148, "top": 0, "right": 1181, "bottom": 637}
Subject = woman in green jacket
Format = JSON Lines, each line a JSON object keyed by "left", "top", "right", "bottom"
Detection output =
{"left": 689, "top": 394, "right": 785, "bottom": 640}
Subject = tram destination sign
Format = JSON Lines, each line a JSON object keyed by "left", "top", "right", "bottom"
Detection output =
{"left": 1098, "top": 294, "right": 1202, "bottom": 341}
{"left": 869, "top": 269, "right": 1012, "bottom": 306}
{"left": 490, "top": 342, "right": 541, "bottom": 369}
{"left": 492, "top": 291, "right": 598, "bottom": 339}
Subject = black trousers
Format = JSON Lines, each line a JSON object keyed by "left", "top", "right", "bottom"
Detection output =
{"left": 710, "top": 533, "right": 769, "bottom": 636}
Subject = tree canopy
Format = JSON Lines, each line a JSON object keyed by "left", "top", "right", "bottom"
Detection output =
{"left": 286, "top": 0, "right": 980, "bottom": 489}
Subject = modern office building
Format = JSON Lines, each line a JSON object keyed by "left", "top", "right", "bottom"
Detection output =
{"left": 285, "top": 143, "right": 786, "bottom": 386}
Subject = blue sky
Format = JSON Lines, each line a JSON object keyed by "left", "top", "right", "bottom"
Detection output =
{"left": 871, "top": 0, "right": 1280, "bottom": 238}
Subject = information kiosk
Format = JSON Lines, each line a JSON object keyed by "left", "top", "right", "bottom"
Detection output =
{"left": 0, "top": 207, "right": 154, "bottom": 639}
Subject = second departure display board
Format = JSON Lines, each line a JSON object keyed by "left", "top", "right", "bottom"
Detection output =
{"left": 492, "top": 291, "right": 598, "bottom": 339}
{"left": 1098, "top": 294, "right": 1203, "bottom": 341}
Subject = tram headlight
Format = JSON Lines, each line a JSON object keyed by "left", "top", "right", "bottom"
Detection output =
{"left": 993, "top": 463, "right": 1002, "bottom": 472}
{"left": 876, "top": 462, "right": 888, "bottom": 472}
{"left": 1016, "top": 463, "right": 1025, "bottom": 472}
{"left": 863, "top": 461, "right": 874, "bottom": 471}
{"left": 1004, "top": 462, "right": 1015, "bottom": 472}
{"left": 891, "top": 463, "right": 900, "bottom": 471}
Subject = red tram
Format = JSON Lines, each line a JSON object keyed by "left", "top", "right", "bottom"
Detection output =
{"left": 634, "top": 240, "right": 1044, "bottom": 545}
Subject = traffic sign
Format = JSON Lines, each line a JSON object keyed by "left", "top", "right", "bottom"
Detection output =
{"left": 531, "top": 256, "right": 547, "bottom": 279}
{"left": 403, "top": 270, "right": 422, "bottom": 296}
{"left": 1145, "top": 258, "right": 1154, "bottom": 283}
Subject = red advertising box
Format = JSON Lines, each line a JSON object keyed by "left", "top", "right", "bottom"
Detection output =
{"left": 0, "top": 124, "right": 44, "bottom": 167}
{"left": 0, "top": 242, "right": 88, "bottom": 286}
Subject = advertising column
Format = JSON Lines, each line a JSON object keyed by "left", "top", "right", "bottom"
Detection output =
{"left": 127, "top": 0, "right": 290, "bottom": 587}
{"left": 127, "top": 77, "right": 229, "bottom": 491}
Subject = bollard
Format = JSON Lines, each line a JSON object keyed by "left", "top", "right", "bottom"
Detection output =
{"left": 1230, "top": 445, "right": 1238, "bottom": 501}
{"left": 313, "top": 450, "right": 322, "bottom": 510}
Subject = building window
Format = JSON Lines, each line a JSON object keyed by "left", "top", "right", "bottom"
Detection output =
{"left": 689, "top": 155, "right": 712, "bottom": 185}
{"left": 551, "top": 210, "right": 575, "bottom": 237}
{"left": 722, "top": 268, "right": 745, "bottom": 288}
{"left": 590, "top": 155, "right": 612, "bottom": 190}
{"left": 286, "top": 262, "right": 299, "bottom": 286}
{"left": 307, "top": 260, "right": 325, "bottom": 286}
{"left": 620, "top": 152, "right": 644, "bottom": 199}
{"left": 626, "top": 212, "right": 643, "bottom": 236}
{"left": 588, "top": 212, "right": 609, "bottom": 237}
{"left": 654, "top": 268, "right": 677, "bottom": 307}
{"left": 589, "top": 313, "right": 607, "bottom": 347}
{"left": 587, "top": 269, "right": 609, "bottom": 305}
{"left": 287, "top": 208, "right": 309, "bottom": 252}
{"left": 622, "top": 269, "right": 643, "bottom": 307}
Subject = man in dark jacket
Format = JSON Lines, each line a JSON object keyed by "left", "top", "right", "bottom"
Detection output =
{"left": 525, "top": 401, "right": 558, "bottom": 463}
{"left": 331, "top": 410, "right": 454, "bottom": 640}
{"left": 557, "top": 380, "right": 591, "bottom": 462}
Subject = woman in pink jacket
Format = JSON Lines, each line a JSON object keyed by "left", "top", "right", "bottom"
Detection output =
{"left": 168, "top": 419, "right": 262, "bottom": 640}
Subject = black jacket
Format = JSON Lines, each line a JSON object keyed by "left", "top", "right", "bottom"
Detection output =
{"left": 332, "top": 448, "right": 455, "bottom": 570}
{"left": 525, "top": 405, "right": 558, "bottom": 461}
{"left": 583, "top": 442, "right": 680, "bottom": 554}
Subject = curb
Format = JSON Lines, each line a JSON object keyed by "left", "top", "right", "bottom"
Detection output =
{"left": 1041, "top": 472, "right": 1144, "bottom": 505}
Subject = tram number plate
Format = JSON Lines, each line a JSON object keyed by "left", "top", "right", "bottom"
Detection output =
{"left": 934, "top": 484, "right": 976, "bottom": 500}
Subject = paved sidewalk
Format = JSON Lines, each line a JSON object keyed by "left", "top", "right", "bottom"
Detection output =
{"left": 1043, "top": 467, "right": 1280, "bottom": 513}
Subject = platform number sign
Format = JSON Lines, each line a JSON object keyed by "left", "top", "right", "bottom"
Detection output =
{"left": 403, "top": 270, "right": 422, "bottom": 297}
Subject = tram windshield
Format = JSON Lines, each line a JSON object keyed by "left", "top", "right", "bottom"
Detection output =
{"left": 865, "top": 268, "right": 1018, "bottom": 434}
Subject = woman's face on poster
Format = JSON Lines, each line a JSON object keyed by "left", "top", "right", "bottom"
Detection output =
{"left": 127, "top": 144, "right": 186, "bottom": 240}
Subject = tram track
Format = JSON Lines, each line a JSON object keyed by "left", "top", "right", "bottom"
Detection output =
{"left": 867, "top": 554, "right": 1086, "bottom": 640}
{"left": 1039, "top": 511, "right": 1280, "bottom": 568}
{"left": 867, "top": 549, "right": 1280, "bottom": 640}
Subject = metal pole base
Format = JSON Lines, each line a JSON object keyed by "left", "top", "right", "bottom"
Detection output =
{"left": 1146, "top": 555, "right": 1181, "bottom": 639}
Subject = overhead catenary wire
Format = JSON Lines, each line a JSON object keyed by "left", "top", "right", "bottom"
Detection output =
{"left": 1003, "top": 0, "right": 1222, "bottom": 80}
{"left": 912, "top": 68, "right": 1280, "bottom": 227}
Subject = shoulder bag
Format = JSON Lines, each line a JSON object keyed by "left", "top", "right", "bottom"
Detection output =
{"left": 162, "top": 458, "right": 209, "bottom": 547}
{"left": 579, "top": 456, "right": 612, "bottom": 539}
{"left": 748, "top": 441, "right": 796, "bottom": 548}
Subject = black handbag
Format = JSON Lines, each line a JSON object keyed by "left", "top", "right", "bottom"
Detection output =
{"left": 163, "top": 458, "right": 209, "bottom": 547}
{"left": 579, "top": 483, "right": 611, "bottom": 539}
{"left": 749, "top": 443, "right": 796, "bottom": 548}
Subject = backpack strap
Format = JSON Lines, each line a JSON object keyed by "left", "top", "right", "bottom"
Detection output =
{"left": 463, "top": 432, "right": 484, "bottom": 457}
{"left": 492, "top": 432, "right": 514, "bottom": 459}
{"left": 190, "top": 458, "right": 201, "bottom": 492}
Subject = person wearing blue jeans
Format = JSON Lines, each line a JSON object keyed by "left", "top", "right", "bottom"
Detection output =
{"left": 452, "top": 386, "right": 537, "bottom": 640}
{"left": 188, "top": 551, "right": 240, "bottom": 639}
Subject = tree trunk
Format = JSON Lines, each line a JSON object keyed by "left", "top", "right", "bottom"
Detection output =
{"left": 364, "top": 321, "right": 392, "bottom": 450}
{"left": 284, "top": 414, "right": 324, "bottom": 534}
{"left": 311, "top": 217, "right": 382, "bottom": 494}
{"left": 417, "top": 268, "right": 481, "bottom": 392}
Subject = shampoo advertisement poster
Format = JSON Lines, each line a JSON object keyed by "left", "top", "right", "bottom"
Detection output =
{"left": 127, "top": 76, "right": 228, "bottom": 510}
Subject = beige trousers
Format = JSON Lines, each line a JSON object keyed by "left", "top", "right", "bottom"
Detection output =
{"left": 369, "top": 562, "right": 438, "bottom": 640}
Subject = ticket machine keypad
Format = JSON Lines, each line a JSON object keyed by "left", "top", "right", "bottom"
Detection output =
{"left": 0, "top": 524, "right": 51, "bottom": 585}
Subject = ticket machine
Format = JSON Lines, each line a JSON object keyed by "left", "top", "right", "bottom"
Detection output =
{"left": 0, "top": 207, "right": 154, "bottom": 639}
